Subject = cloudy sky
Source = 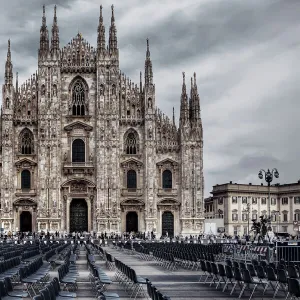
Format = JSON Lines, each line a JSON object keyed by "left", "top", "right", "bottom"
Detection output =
{"left": 0, "top": 0, "right": 299, "bottom": 197}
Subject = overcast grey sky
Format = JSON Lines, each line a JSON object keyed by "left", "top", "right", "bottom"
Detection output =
{"left": 1, "top": 0, "right": 299, "bottom": 196}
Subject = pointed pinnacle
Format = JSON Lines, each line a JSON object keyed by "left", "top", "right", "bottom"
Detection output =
{"left": 111, "top": 4, "right": 115, "bottom": 22}
{"left": 146, "top": 38, "right": 150, "bottom": 59}
{"left": 100, "top": 5, "right": 103, "bottom": 21}
{"left": 42, "top": 5, "right": 46, "bottom": 26}
{"left": 193, "top": 72, "right": 196, "bottom": 85}
{"left": 182, "top": 72, "right": 185, "bottom": 84}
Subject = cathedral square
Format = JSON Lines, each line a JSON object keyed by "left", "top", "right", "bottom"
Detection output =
{"left": 0, "top": 5, "right": 204, "bottom": 236}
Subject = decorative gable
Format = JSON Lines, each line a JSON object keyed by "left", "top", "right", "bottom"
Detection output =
{"left": 120, "top": 158, "right": 143, "bottom": 170}
{"left": 15, "top": 158, "right": 37, "bottom": 168}
{"left": 156, "top": 158, "right": 178, "bottom": 168}
{"left": 64, "top": 121, "right": 93, "bottom": 132}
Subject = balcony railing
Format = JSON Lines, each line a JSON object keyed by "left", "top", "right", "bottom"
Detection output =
{"left": 63, "top": 161, "right": 94, "bottom": 167}
{"left": 15, "top": 189, "right": 36, "bottom": 196}
{"left": 121, "top": 188, "right": 143, "bottom": 197}
{"left": 157, "top": 188, "right": 178, "bottom": 196}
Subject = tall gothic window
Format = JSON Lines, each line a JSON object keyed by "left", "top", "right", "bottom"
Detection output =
{"left": 21, "top": 170, "right": 31, "bottom": 190}
{"left": 72, "top": 139, "right": 85, "bottom": 162}
{"left": 71, "top": 78, "right": 86, "bottom": 116}
{"left": 124, "top": 130, "right": 139, "bottom": 154}
{"left": 19, "top": 128, "right": 34, "bottom": 154}
{"left": 127, "top": 170, "right": 137, "bottom": 189}
{"left": 162, "top": 170, "right": 172, "bottom": 189}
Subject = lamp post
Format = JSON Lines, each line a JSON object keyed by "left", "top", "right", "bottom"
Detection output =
{"left": 243, "top": 203, "right": 251, "bottom": 236}
{"left": 258, "top": 168, "right": 279, "bottom": 229}
{"left": 275, "top": 210, "right": 280, "bottom": 234}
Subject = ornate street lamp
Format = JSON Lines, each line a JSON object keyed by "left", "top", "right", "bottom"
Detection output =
{"left": 258, "top": 168, "right": 279, "bottom": 229}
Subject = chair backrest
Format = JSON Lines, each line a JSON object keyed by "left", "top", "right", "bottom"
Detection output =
{"left": 211, "top": 263, "right": 219, "bottom": 275}
{"left": 277, "top": 268, "right": 287, "bottom": 284}
{"left": 218, "top": 264, "right": 226, "bottom": 276}
{"left": 225, "top": 265, "right": 234, "bottom": 279}
{"left": 288, "top": 265, "right": 299, "bottom": 279}
{"left": 33, "top": 296, "right": 43, "bottom": 300}
{"left": 256, "top": 266, "right": 266, "bottom": 279}
{"left": 0, "top": 280, "right": 7, "bottom": 297}
{"left": 247, "top": 264, "right": 256, "bottom": 277}
{"left": 234, "top": 267, "right": 242, "bottom": 281}
{"left": 3, "top": 277, "right": 13, "bottom": 293}
{"left": 288, "top": 278, "right": 300, "bottom": 297}
{"left": 267, "top": 267, "right": 277, "bottom": 281}
{"left": 242, "top": 268, "right": 252, "bottom": 284}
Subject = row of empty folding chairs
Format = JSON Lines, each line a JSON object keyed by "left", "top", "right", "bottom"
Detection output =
{"left": 19, "top": 257, "right": 50, "bottom": 298}
{"left": 57, "top": 258, "right": 78, "bottom": 292}
{"left": 0, "top": 276, "right": 28, "bottom": 299}
{"left": 114, "top": 258, "right": 151, "bottom": 299}
{"left": 151, "top": 250, "right": 177, "bottom": 271}
{"left": 87, "top": 254, "right": 120, "bottom": 300}
{"left": 0, "top": 257, "right": 23, "bottom": 282}
{"left": 199, "top": 258, "right": 300, "bottom": 300}
{"left": 22, "top": 249, "right": 41, "bottom": 263}
{"left": 1, "top": 249, "right": 23, "bottom": 261}
{"left": 44, "top": 243, "right": 70, "bottom": 269}
{"left": 32, "top": 277, "right": 76, "bottom": 300}
{"left": 147, "top": 280, "right": 171, "bottom": 300}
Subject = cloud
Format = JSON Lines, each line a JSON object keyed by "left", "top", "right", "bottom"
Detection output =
{"left": 0, "top": 0, "right": 299, "bottom": 197}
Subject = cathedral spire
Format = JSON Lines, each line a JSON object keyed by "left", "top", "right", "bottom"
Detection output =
{"left": 144, "top": 38, "right": 153, "bottom": 86}
{"left": 39, "top": 5, "right": 49, "bottom": 56}
{"left": 97, "top": 5, "right": 106, "bottom": 53}
{"left": 140, "top": 71, "right": 143, "bottom": 93}
{"left": 179, "top": 72, "right": 189, "bottom": 127}
{"left": 193, "top": 72, "right": 201, "bottom": 125}
{"left": 108, "top": 5, "right": 118, "bottom": 53}
{"left": 189, "top": 76, "right": 194, "bottom": 122}
{"left": 5, "top": 40, "right": 13, "bottom": 86}
{"left": 50, "top": 5, "right": 60, "bottom": 53}
{"left": 173, "top": 107, "right": 175, "bottom": 125}
{"left": 16, "top": 72, "right": 18, "bottom": 92}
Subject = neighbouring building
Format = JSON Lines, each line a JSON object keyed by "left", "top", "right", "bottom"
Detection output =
{"left": 205, "top": 181, "right": 300, "bottom": 236}
{"left": 0, "top": 5, "right": 204, "bottom": 236}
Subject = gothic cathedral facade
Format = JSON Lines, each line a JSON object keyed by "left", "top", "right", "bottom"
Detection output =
{"left": 0, "top": 5, "right": 204, "bottom": 236}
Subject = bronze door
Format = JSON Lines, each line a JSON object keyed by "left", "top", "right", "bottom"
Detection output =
{"left": 70, "top": 199, "right": 88, "bottom": 232}
{"left": 162, "top": 211, "right": 174, "bottom": 237}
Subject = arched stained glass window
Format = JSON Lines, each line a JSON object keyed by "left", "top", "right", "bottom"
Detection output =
{"left": 19, "top": 129, "right": 34, "bottom": 154}
{"left": 71, "top": 79, "right": 86, "bottom": 116}
{"left": 125, "top": 132, "right": 138, "bottom": 154}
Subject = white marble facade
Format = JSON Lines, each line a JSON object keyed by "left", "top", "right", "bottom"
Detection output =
{"left": 0, "top": 5, "right": 204, "bottom": 236}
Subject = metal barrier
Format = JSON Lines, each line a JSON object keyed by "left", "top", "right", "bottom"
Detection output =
{"left": 221, "top": 243, "right": 274, "bottom": 263}
{"left": 275, "top": 241, "right": 300, "bottom": 264}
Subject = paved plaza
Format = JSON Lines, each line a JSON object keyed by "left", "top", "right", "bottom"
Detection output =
{"left": 40, "top": 243, "right": 289, "bottom": 300}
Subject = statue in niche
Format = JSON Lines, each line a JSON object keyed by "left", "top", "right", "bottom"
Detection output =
{"left": 148, "top": 98, "right": 152, "bottom": 108}
{"left": 41, "top": 85, "right": 46, "bottom": 96}
{"left": 100, "top": 87, "right": 104, "bottom": 96}
{"left": 4, "top": 127, "right": 9, "bottom": 140}
{"left": 112, "top": 85, "right": 116, "bottom": 95}
{"left": 53, "top": 85, "right": 57, "bottom": 97}
{"left": 148, "top": 126, "right": 153, "bottom": 139}
{"left": 89, "top": 153, "right": 93, "bottom": 162}
{"left": 64, "top": 152, "right": 68, "bottom": 162}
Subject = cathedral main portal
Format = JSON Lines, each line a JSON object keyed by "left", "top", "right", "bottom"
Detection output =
{"left": 126, "top": 211, "right": 138, "bottom": 232}
{"left": 70, "top": 199, "right": 88, "bottom": 232}
{"left": 20, "top": 211, "right": 32, "bottom": 232}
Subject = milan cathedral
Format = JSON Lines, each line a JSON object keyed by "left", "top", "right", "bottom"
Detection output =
{"left": 0, "top": 5, "right": 204, "bottom": 236}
